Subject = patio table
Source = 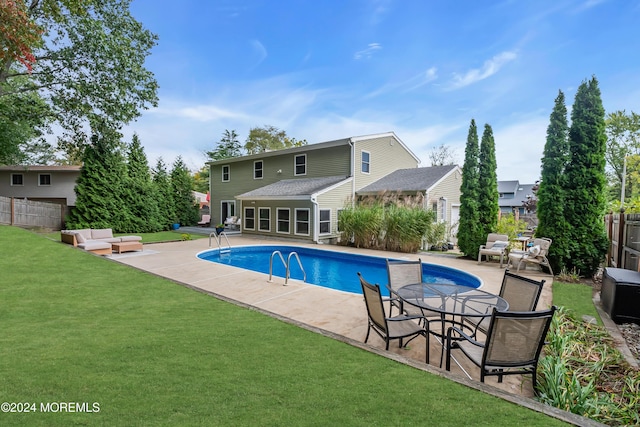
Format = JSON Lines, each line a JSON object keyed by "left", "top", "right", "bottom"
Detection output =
{"left": 395, "top": 282, "right": 509, "bottom": 366}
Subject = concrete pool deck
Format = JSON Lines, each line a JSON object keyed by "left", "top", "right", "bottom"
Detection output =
{"left": 106, "top": 234, "right": 605, "bottom": 425}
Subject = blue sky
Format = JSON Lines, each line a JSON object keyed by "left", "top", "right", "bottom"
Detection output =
{"left": 124, "top": 0, "right": 640, "bottom": 183}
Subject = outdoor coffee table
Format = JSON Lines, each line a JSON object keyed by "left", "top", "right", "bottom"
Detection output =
{"left": 396, "top": 282, "right": 509, "bottom": 366}
{"left": 111, "top": 241, "right": 143, "bottom": 254}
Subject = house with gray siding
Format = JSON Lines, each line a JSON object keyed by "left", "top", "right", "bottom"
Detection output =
{"left": 0, "top": 165, "right": 81, "bottom": 214}
{"left": 498, "top": 180, "right": 536, "bottom": 215}
{"left": 208, "top": 132, "right": 421, "bottom": 243}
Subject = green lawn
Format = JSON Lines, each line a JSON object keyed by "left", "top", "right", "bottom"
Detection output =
{"left": 552, "top": 281, "right": 601, "bottom": 324}
{"left": 0, "top": 225, "right": 568, "bottom": 426}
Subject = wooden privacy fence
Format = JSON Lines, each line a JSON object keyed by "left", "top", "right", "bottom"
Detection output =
{"left": 0, "top": 196, "right": 63, "bottom": 230}
{"left": 605, "top": 212, "right": 640, "bottom": 271}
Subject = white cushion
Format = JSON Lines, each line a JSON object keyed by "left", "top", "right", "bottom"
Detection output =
{"left": 119, "top": 235, "right": 142, "bottom": 242}
{"left": 528, "top": 245, "right": 541, "bottom": 256}
{"left": 75, "top": 232, "right": 86, "bottom": 243}
{"left": 91, "top": 228, "right": 113, "bottom": 239}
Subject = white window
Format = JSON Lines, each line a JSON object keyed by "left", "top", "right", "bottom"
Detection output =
{"left": 222, "top": 165, "right": 230, "bottom": 182}
{"left": 276, "top": 208, "right": 290, "bottom": 234}
{"left": 295, "top": 208, "right": 310, "bottom": 235}
{"left": 244, "top": 207, "right": 255, "bottom": 230}
{"left": 294, "top": 154, "right": 306, "bottom": 176}
{"left": 319, "top": 209, "right": 331, "bottom": 235}
{"left": 254, "top": 161, "right": 263, "bottom": 179}
{"left": 38, "top": 174, "right": 51, "bottom": 186}
{"left": 11, "top": 174, "right": 23, "bottom": 186}
{"left": 259, "top": 207, "right": 270, "bottom": 231}
{"left": 361, "top": 151, "right": 370, "bottom": 174}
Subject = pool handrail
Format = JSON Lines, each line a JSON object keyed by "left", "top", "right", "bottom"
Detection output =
{"left": 209, "top": 230, "right": 231, "bottom": 252}
{"left": 269, "top": 250, "right": 306, "bottom": 285}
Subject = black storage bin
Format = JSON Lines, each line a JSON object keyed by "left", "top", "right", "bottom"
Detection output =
{"left": 601, "top": 267, "right": 640, "bottom": 324}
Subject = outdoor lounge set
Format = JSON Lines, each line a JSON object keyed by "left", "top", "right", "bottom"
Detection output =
{"left": 358, "top": 259, "right": 556, "bottom": 391}
{"left": 61, "top": 228, "right": 142, "bottom": 255}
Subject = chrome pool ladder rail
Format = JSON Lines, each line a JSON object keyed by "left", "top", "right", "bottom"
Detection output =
{"left": 209, "top": 230, "right": 231, "bottom": 253}
{"left": 269, "top": 250, "right": 306, "bottom": 285}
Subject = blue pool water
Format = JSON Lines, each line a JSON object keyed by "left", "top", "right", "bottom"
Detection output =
{"left": 197, "top": 245, "right": 480, "bottom": 296}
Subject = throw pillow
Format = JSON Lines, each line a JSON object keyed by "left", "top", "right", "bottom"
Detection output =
{"left": 528, "top": 245, "right": 541, "bottom": 256}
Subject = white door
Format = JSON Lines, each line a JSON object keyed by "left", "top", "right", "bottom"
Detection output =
{"left": 450, "top": 204, "right": 460, "bottom": 244}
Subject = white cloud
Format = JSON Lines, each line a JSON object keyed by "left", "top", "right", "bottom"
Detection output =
{"left": 447, "top": 51, "right": 518, "bottom": 90}
{"left": 249, "top": 39, "right": 268, "bottom": 67}
{"left": 354, "top": 43, "right": 382, "bottom": 60}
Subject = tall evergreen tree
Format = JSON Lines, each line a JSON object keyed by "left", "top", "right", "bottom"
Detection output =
{"left": 67, "top": 122, "right": 128, "bottom": 230}
{"left": 537, "top": 90, "right": 570, "bottom": 273}
{"left": 171, "top": 156, "right": 199, "bottom": 226}
{"left": 152, "top": 158, "right": 175, "bottom": 230}
{"left": 457, "top": 119, "right": 481, "bottom": 257}
{"left": 564, "top": 77, "right": 609, "bottom": 276}
{"left": 477, "top": 124, "right": 499, "bottom": 239}
{"left": 122, "top": 133, "right": 163, "bottom": 233}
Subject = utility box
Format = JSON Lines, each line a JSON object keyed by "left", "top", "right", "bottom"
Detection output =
{"left": 601, "top": 267, "right": 640, "bottom": 324}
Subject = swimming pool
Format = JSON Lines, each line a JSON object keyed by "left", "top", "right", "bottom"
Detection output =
{"left": 197, "top": 245, "right": 481, "bottom": 296}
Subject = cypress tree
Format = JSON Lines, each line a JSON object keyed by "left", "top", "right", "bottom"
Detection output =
{"left": 477, "top": 124, "right": 499, "bottom": 240}
{"left": 171, "top": 156, "right": 199, "bottom": 226}
{"left": 67, "top": 123, "right": 128, "bottom": 230}
{"left": 122, "top": 134, "right": 163, "bottom": 233}
{"left": 537, "top": 90, "right": 570, "bottom": 273}
{"left": 457, "top": 119, "right": 481, "bottom": 257}
{"left": 152, "top": 158, "right": 175, "bottom": 230}
{"left": 564, "top": 77, "right": 609, "bottom": 276}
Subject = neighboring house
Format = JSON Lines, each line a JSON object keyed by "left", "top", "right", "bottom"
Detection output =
{"left": 357, "top": 165, "right": 463, "bottom": 241}
{"left": 498, "top": 180, "right": 536, "bottom": 216}
{"left": 208, "top": 132, "right": 421, "bottom": 243}
{"left": 0, "top": 165, "right": 81, "bottom": 215}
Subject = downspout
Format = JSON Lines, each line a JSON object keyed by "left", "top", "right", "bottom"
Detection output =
{"left": 311, "top": 196, "right": 319, "bottom": 243}
{"left": 349, "top": 139, "right": 355, "bottom": 208}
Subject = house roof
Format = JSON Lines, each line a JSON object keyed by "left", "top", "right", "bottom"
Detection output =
{"left": 498, "top": 180, "right": 519, "bottom": 194}
{"left": 0, "top": 165, "right": 82, "bottom": 172}
{"left": 498, "top": 180, "right": 536, "bottom": 208}
{"left": 208, "top": 132, "right": 420, "bottom": 165}
{"left": 236, "top": 176, "right": 351, "bottom": 200}
{"left": 357, "top": 165, "right": 459, "bottom": 195}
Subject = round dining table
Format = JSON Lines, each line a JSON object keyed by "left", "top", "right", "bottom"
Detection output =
{"left": 395, "top": 282, "right": 509, "bottom": 365}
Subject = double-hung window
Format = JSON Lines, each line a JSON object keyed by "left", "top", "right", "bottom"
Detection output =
{"left": 244, "top": 207, "right": 255, "bottom": 230}
{"left": 361, "top": 151, "right": 370, "bottom": 174}
{"left": 259, "top": 207, "right": 270, "bottom": 231}
{"left": 294, "top": 154, "right": 306, "bottom": 176}
{"left": 222, "top": 165, "right": 230, "bottom": 182}
{"left": 319, "top": 209, "right": 331, "bottom": 234}
{"left": 277, "top": 208, "right": 290, "bottom": 233}
{"left": 295, "top": 208, "right": 310, "bottom": 235}
{"left": 254, "top": 161, "right": 263, "bottom": 179}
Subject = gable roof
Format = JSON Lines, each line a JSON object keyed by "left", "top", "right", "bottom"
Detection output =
{"left": 498, "top": 180, "right": 536, "bottom": 208}
{"left": 208, "top": 132, "right": 419, "bottom": 165}
{"left": 498, "top": 180, "right": 519, "bottom": 194}
{"left": 357, "top": 165, "right": 459, "bottom": 195}
{"left": 236, "top": 176, "right": 351, "bottom": 200}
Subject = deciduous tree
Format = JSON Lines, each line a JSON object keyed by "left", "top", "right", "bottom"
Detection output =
{"left": 244, "top": 125, "right": 307, "bottom": 154}
{"left": 0, "top": 0, "right": 158, "bottom": 160}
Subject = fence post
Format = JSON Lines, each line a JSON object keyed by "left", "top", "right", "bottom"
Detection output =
{"left": 618, "top": 210, "right": 625, "bottom": 269}
{"left": 606, "top": 213, "right": 612, "bottom": 267}
{"left": 10, "top": 197, "right": 14, "bottom": 226}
